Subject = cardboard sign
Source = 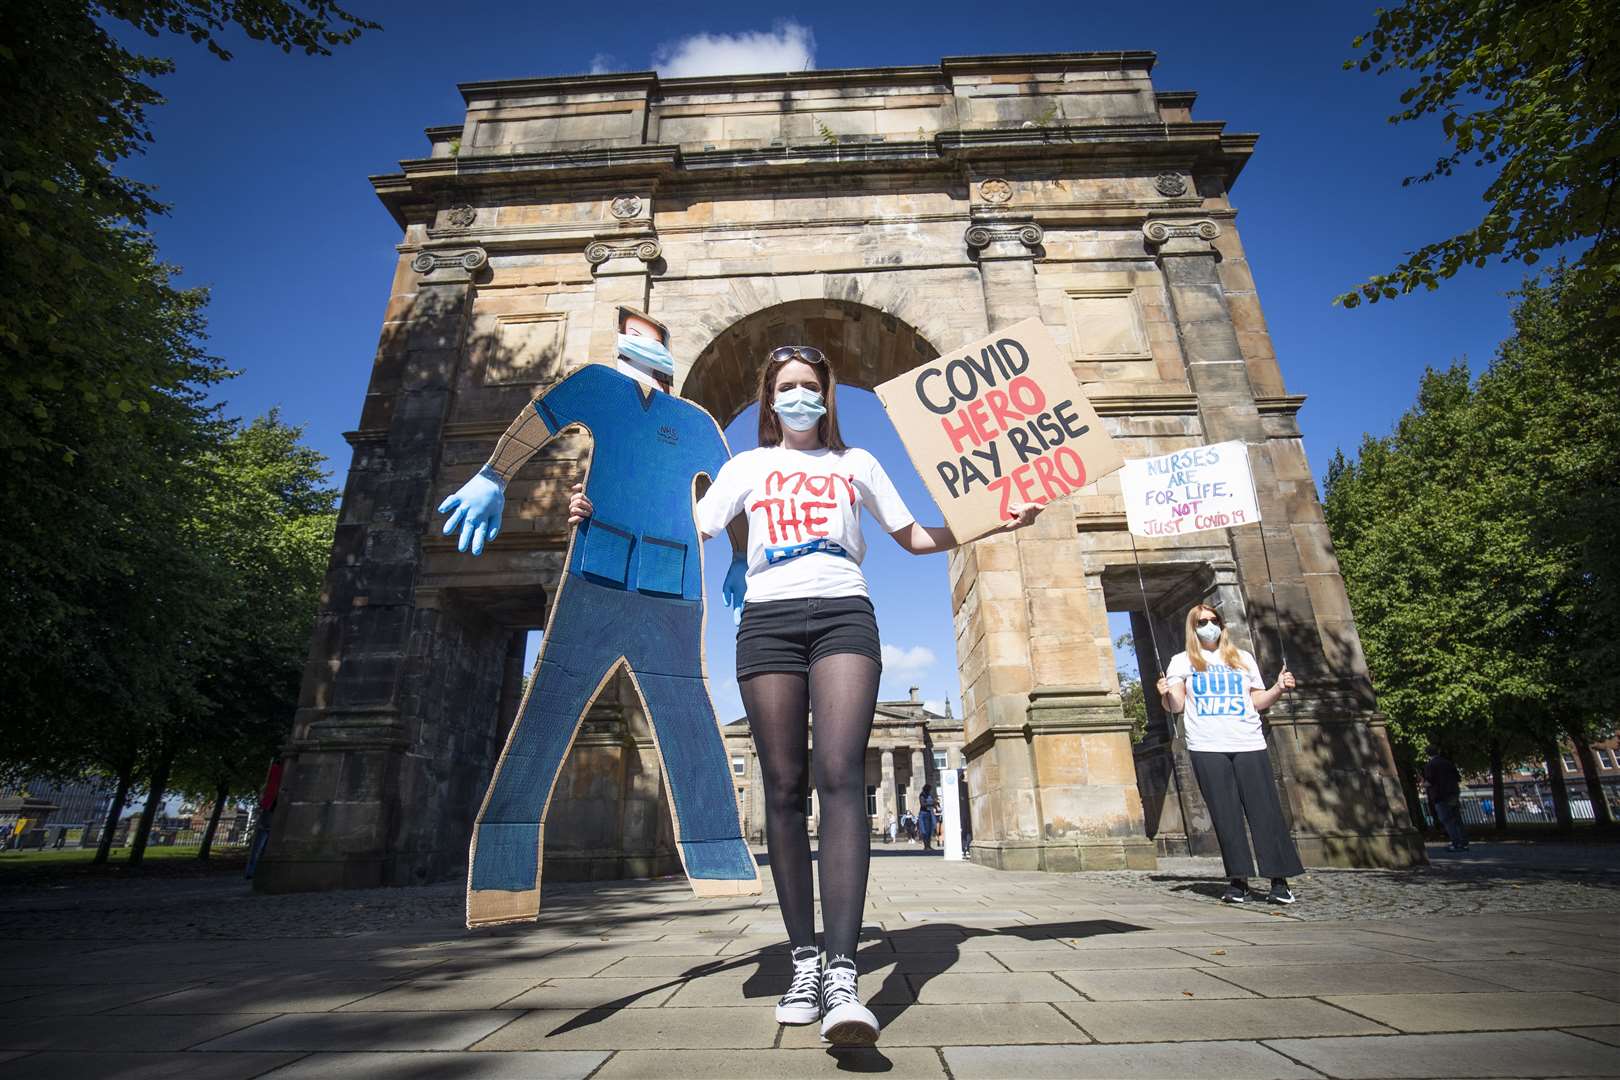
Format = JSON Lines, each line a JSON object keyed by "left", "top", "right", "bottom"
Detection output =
{"left": 875, "top": 318, "right": 1124, "bottom": 542}
{"left": 1120, "top": 440, "right": 1260, "bottom": 537}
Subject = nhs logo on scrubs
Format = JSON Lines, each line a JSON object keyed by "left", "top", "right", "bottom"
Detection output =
{"left": 1190, "top": 666, "right": 1249, "bottom": 716}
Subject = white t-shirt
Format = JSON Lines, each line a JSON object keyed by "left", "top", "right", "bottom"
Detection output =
{"left": 1165, "top": 648, "right": 1267, "bottom": 753}
{"left": 695, "top": 446, "right": 916, "bottom": 603}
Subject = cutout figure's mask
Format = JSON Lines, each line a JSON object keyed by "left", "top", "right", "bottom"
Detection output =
{"left": 616, "top": 306, "right": 675, "bottom": 392}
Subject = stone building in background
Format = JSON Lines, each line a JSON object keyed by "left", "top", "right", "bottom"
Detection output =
{"left": 724, "top": 688, "right": 965, "bottom": 845}
{"left": 255, "top": 51, "right": 1421, "bottom": 894}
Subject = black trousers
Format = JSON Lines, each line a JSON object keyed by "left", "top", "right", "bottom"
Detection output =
{"left": 1189, "top": 748, "right": 1304, "bottom": 881}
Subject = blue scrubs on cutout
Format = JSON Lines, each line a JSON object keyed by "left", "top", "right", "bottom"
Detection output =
{"left": 470, "top": 364, "right": 756, "bottom": 895}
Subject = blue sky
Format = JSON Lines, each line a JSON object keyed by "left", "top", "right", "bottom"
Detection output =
{"left": 116, "top": 2, "right": 1535, "bottom": 723}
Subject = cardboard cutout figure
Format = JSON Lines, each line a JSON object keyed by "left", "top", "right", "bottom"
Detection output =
{"left": 439, "top": 308, "right": 761, "bottom": 928}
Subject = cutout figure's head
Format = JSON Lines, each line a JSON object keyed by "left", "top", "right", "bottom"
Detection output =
{"left": 616, "top": 306, "right": 674, "bottom": 393}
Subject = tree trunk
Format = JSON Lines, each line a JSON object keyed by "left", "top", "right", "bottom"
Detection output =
{"left": 1569, "top": 729, "right": 1615, "bottom": 828}
{"left": 127, "top": 749, "right": 174, "bottom": 866}
{"left": 1490, "top": 740, "right": 1508, "bottom": 833}
{"left": 1543, "top": 741, "right": 1574, "bottom": 833}
{"left": 93, "top": 760, "right": 136, "bottom": 865}
{"left": 1395, "top": 750, "right": 1429, "bottom": 837}
{"left": 198, "top": 779, "right": 229, "bottom": 860}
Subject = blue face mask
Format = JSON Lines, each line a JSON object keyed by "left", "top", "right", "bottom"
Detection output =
{"left": 617, "top": 333, "right": 675, "bottom": 377}
{"left": 774, "top": 386, "right": 826, "bottom": 432}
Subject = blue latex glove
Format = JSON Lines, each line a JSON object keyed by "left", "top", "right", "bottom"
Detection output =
{"left": 438, "top": 465, "right": 505, "bottom": 556}
{"left": 722, "top": 552, "right": 748, "bottom": 627}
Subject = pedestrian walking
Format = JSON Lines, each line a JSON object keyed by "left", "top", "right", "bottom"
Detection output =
{"left": 1424, "top": 750, "right": 1470, "bottom": 851}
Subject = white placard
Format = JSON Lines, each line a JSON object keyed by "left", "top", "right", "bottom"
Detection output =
{"left": 941, "top": 769, "right": 963, "bottom": 861}
{"left": 1120, "top": 441, "right": 1261, "bottom": 537}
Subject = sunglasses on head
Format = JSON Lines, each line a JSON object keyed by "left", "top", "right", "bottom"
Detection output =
{"left": 769, "top": 345, "right": 827, "bottom": 366}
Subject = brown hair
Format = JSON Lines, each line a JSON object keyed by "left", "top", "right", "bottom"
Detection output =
{"left": 754, "top": 347, "right": 848, "bottom": 451}
{"left": 1183, "top": 604, "right": 1244, "bottom": 672}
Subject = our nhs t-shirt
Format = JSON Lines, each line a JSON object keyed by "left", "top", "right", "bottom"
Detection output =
{"left": 694, "top": 446, "right": 915, "bottom": 603}
{"left": 1165, "top": 648, "right": 1266, "bottom": 752}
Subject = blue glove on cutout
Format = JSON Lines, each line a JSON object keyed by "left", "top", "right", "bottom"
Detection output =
{"left": 722, "top": 552, "right": 748, "bottom": 627}
{"left": 438, "top": 465, "right": 505, "bottom": 556}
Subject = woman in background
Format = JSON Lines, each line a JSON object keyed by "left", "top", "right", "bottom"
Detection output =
{"left": 1157, "top": 603, "right": 1301, "bottom": 904}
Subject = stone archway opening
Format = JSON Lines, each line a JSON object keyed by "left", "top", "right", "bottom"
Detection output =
{"left": 678, "top": 298, "right": 941, "bottom": 427}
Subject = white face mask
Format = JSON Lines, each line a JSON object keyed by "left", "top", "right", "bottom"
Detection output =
{"left": 1195, "top": 622, "right": 1222, "bottom": 647}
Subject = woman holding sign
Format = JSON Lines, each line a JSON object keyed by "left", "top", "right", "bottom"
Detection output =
{"left": 566, "top": 345, "right": 1039, "bottom": 1045}
{"left": 1157, "top": 603, "right": 1302, "bottom": 905}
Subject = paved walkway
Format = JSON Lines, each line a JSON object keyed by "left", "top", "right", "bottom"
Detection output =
{"left": 1, "top": 843, "right": 1618, "bottom": 1078}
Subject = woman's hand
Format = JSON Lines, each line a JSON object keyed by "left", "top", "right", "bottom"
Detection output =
{"left": 566, "top": 483, "right": 593, "bottom": 525}
{"left": 1003, "top": 502, "right": 1044, "bottom": 530}
{"left": 1156, "top": 676, "right": 1171, "bottom": 696}
{"left": 1274, "top": 667, "right": 1295, "bottom": 693}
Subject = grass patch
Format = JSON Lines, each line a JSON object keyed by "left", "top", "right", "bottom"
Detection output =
{"left": 0, "top": 844, "right": 250, "bottom": 889}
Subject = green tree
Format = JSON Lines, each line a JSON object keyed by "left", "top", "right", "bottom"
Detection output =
{"left": 0, "top": 1, "right": 370, "bottom": 856}
{"left": 1325, "top": 270, "right": 1620, "bottom": 829}
{"left": 168, "top": 413, "right": 336, "bottom": 859}
{"left": 1339, "top": 0, "right": 1620, "bottom": 310}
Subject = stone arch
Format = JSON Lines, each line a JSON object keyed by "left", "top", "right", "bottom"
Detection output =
{"left": 675, "top": 295, "right": 951, "bottom": 428}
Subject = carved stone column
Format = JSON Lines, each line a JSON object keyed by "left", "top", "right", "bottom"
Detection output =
{"left": 1144, "top": 218, "right": 1422, "bottom": 868}
{"left": 908, "top": 747, "right": 926, "bottom": 823}
{"left": 259, "top": 247, "right": 507, "bottom": 893}
{"left": 879, "top": 749, "right": 897, "bottom": 835}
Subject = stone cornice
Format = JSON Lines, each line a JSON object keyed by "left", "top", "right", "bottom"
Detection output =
{"left": 458, "top": 70, "right": 659, "bottom": 102}
{"left": 373, "top": 123, "right": 1252, "bottom": 227}
{"left": 939, "top": 51, "right": 1157, "bottom": 76}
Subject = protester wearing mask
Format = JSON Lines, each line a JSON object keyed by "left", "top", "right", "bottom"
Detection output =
{"left": 571, "top": 344, "right": 1043, "bottom": 1045}
{"left": 1157, "top": 603, "right": 1302, "bottom": 905}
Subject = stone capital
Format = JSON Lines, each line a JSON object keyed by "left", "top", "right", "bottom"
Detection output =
{"left": 1142, "top": 218, "right": 1221, "bottom": 257}
{"left": 585, "top": 235, "right": 662, "bottom": 270}
{"left": 966, "top": 217, "right": 1044, "bottom": 261}
{"left": 409, "top": 246, "right": 488, "bottom": 284}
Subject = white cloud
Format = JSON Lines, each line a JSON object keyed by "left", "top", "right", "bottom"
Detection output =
{"left": 651, "top": 21, "right": 815, "bottom": 79}
{"left": 589, "top": 52, "right": 619, "bottom": 75}
{"left": 880, "top": 643, "right": 936, "bottom": 677}
{"left": 923, "top": 698, "right": 948, "bottom": 716}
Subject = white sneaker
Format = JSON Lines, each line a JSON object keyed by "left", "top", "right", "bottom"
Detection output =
{"left": 819, "top": 955, "right": 879, "bottom": 1046}
{"left": 775, "top": 946, "right": 821, "bottom": 1024}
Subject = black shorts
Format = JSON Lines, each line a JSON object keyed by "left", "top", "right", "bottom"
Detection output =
{"left": 735, "top": 596, "right": 883, "bottom": 678}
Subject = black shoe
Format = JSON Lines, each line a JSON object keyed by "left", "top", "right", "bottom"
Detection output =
{"left": 1221, "top": 879, "right": 1248, "bottom": 904}
{"left": 1267, "top": 879, "right": 1297, "bottom": 905}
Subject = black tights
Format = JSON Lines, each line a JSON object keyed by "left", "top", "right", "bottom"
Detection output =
{"left": 741, "top": 653, "right": 880, "bottom": 960}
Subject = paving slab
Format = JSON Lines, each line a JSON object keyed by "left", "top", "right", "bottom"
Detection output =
{"left": 1178, "top": 942, "right": 1419, "bottom": 966}
{"left": 1058, "top": 929, "right": 1245, "bottom": 950}
{"left": 1266, "top": 1029, "right": 1620, "bottom": 1078}
{"left": 945, "top": 1039, "right": 1315, "bottom": 1078}
{"left": 1054, "top": 968, "right": 1259, "bottom": 1000}
{"left": 422, "top": 949, "right": 625, "bottom": 979}
{"left": 595, "top": 953, "right": 786, "bottom": 978}
{"left": 908, "top": 971, "right": 1081, "bottom": 1003}
{"left": 0, "top": 1014, "right": 274, "bottom": 1052}
{"left": 593, "top": 1047, "right": 949, "bottom": 1078}
{"left": 992, "top": 946, "right": 1202, "bottom": 971}
{"left": 860, "top": 950, "right": 1006, "bottom": 973}
{"left": 777, "top": 1003, "right": 1086, "bottom": 1048}
{"left": 499, "top": 977, "right": 684, "bottom": 1010}
{"left": 7, "top": 982, "right": 205, "bottom": 1015}
{"left": 1435, "top": 959, "right": 1620, "bottom": 992}
{"left": 1206, "top": 962, "right": 1495, "bottom": 998}
{"left": 471, "top": 1006, "right": 779, "bottom": 1051}
{"left": 192, "top": 1011, "right": 521, "bottom": 1052}
{"left": 1571, "top": 1026, "right": 1620, "bottom": 1047}
{"left": 0, "top": 1051, "right": 303, "bottom": 1080}
{"left": 119, "top": 982, "right": 393, "bottom": 1014}
{"left": 334, "top": 978, "right": 541, "bottom": 1011}
{"left": 1056, "top": 998, "right": 1393, "bottom": 1042}
{"left": 1321, "top": 991, "right": 1620, "bottom": 1033}
{"left": 259, "top": 1050, "right": 610, "bottom": 1078}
